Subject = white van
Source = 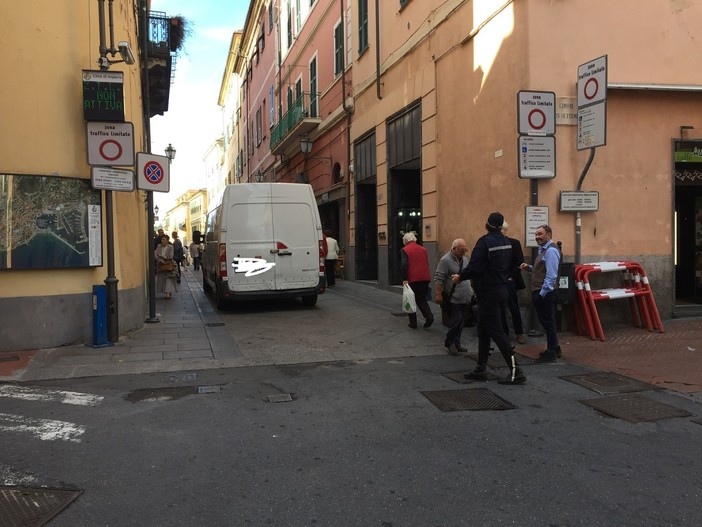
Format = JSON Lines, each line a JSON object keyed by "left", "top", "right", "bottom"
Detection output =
{"left": 201, "top": 183, "right": 326, "bottom": 309}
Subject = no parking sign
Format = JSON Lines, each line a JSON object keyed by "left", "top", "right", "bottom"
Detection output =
{"left": 136, "top": 152, "right": 170, "bottom": 192}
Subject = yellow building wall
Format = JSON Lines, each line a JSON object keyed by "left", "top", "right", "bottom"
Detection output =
{"left": 0, "top": 1, "right": 148, "bottom": 349}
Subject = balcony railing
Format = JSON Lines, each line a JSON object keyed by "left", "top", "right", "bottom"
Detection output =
{"left": 270, "top": 92, "right": 321, "bottom": 153}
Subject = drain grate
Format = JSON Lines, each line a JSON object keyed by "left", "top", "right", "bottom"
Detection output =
{"left": 166, "top": 372, "right": 197, "bottom": 383}
{"left": 421, "top": 388, "right": 515, "bottom": 412}
{"left": 580, "top": 393, "right": 692, "bottom": 423}
{"left": 561, "top": 372, "right": 660, "bottom": 395}
{"left": 0, "top": 486, "right": 82, "bottom": 527}
{"left": 442, "top": 371, "right": 499, "bottom": 384}
{"left": 267, "top": 393, "right": 293, "bottom": 403}
{"left": 205, "top": 322, "right": 225, "bottom": 327}
{"left": 0, "top": 355, "right": 20, "bottom": 363}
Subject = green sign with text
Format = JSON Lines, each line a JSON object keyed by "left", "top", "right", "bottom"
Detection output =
{"left": 82, "top": 70, "right": 125, "bottom": 122}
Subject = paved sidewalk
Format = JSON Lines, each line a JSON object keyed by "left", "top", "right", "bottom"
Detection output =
{"left": 1, "top": 268, "right": 701, "bottom": 399}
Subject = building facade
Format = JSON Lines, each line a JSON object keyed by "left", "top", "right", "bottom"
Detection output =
{"left": 0, "top": 1, "right": 177, "bottom": 351}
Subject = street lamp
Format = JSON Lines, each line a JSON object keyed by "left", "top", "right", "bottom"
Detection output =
{"left": 300, "top": 135, "right": 313, "bottom": 155}
{"left": 165, "top": 143, "right": 176, "bottom": 161}
{"left": 154, "top": 205, "right": 159, "bottom": 216}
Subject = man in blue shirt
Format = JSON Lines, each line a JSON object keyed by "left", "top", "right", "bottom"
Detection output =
{"left": 521, "top": 224, "right": 561, "bottom": 362}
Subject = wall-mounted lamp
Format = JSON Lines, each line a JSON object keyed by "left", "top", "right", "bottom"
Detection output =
{"left": 300, "top": 135, "right": 314, "bottom": 155}
{"left": 165, "top": 143, "right": 176, "bottom": 161}
{"left": 154, "top": 205, "right": 159, "bottom": 216}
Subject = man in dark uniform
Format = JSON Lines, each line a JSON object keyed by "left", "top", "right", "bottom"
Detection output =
{"left": 451, "top": 212, "right": 526, "bottom": 385}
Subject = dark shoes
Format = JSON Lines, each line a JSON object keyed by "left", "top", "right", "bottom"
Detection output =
{"left": 408, "top": 323, "right": 417, "bottom": 329}
{"left": 446, "top": 343, "right": 460, "bottom": 356}
{"left": 536, "top": 350, "right": 558, "bottom": 363}
{"left": 464, "top": 365, "right": 488, "bottom": 381}
{"left": 424, "top": 317, "right": 434, "bottom": 328}
{"left": 455, "top": 344, "right": 468, "bottom": 353}
{"left": 498, "top": 367, "right": 527, "bottom": 385}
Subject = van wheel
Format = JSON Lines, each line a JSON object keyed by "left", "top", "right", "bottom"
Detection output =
{"left": 216, "top": 283, "right": 228, "bottom": 310}
{"left": 302, "top": 294, "right": 317, "bottom": 307}
{"left": 202, "top": 270, "right": 212, "bottom": 292}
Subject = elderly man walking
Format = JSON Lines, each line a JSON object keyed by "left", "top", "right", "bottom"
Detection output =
{"left": 434, "top": 238, "right": 471, "bottom": 355}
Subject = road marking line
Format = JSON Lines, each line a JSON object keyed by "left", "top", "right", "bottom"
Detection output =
{"left": 0, "top": 385, "right": 104, "bottom": 406}
{"left": 0, "top": 413, "right": 85, "bottom": 442}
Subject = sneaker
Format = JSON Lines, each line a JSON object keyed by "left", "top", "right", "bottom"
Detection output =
{"left": 516, "top": 334, "right": 527, "bottom": 345}
{"left": 498, "top": 368, "right": 526, "bottom": 385}
{"left": 536, "top": 350, "right": 558, "bottom": 363}
{"left": 464, "top": 365, "right": 488, "bottom": 381}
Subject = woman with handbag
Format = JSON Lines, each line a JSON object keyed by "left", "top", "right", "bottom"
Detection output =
{"left": 155, "top": 234, "right": 177, "bottom": 299}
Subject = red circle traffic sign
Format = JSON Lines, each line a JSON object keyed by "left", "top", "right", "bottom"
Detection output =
{"left": 584, "top": 78, "right": 599, "bottom": 100}
{"left": 528, "top": 109, "right": 546, "bottom": 130}
{"left": 143, "top": 161, "right": 165, "bottom": 184}
{"left": 99, "top": 140, "right": 123, "bottom": 161}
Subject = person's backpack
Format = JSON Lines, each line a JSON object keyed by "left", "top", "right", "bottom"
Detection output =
{"left": 173, "top": 239, "right": 184, "bottom": 262}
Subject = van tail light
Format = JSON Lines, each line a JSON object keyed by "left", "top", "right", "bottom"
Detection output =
{"left": 218, "top": 243, "right": 227, "bottom": 278}
{"left": 319, "top": 240, "right": 326, "bottom": 274}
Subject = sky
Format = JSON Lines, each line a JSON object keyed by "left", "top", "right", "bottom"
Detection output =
{"left": 149, "top": 0, "right": 249, "bottom": 214}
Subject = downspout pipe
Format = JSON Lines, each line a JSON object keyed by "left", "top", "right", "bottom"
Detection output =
{"left": 341, "top": 0, "right": 353, "bottom": 230}
{"left": 375, "top": 0, "right": 382, "bottom": 100}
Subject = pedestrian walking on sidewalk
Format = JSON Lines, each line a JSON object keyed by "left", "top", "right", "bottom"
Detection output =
{"left": 401, "top": 232, "right": 434, "bottom": 330}
{"left": 324, "top": 229, "right": 340, "bottom": 287}
{"left": 172, "top": 231, "right": 184, "bottom": 284}
{"left": 155, "top": 234, "right": 177, "bottom": 299}
{"left": 500, "top": 222, "right": 527, "bottom": 344}
{"left": 452, "top": 212, "right": 526, "bottom": 385}
{"left": 434, "top": 238, "right": 471, "bottom": 355}
{"left": 190, "top": 232, "right": 202, "bottom": 271}
{"left": 521, "top": 224, "right": 561, "bottom": 362}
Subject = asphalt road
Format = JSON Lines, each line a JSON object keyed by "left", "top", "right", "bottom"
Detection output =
{"left": 2, "top": 278, "right": 701, "bottom": 526}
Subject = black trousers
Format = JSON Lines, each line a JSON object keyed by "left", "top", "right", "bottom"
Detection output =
{"left": 407, "top": 281, "right": 433, "bottom": 327}
{"left": 476, "top": 286, "right": 516, "bottom": 368}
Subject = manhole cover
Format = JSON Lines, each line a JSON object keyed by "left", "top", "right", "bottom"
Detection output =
{"left": 205, "top": 322, "right": 225, "bottom": 327}
{"left": 421, "top": 388, "right": 515, "bottom": 412}
{"left": 166, "top": 372, "right": 197, "bottom": 383}
{"left": 442, "top": 371, "right": 499, "bottom": 384}
{"left": 562, "top": 372, "right": 660, "bottom": 395}
{"left": 580, "top": 393, "right": 692, "bottom": 423}
{"left": 0, "top": 486, "right": 82, "bottom": 527}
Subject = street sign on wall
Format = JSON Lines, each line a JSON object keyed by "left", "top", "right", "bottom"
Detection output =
{"left": 91, "top": 167, "right": 134, "bottom": 192}
{"left": 518, "top": 136, "right": 556, "bottom": 179}
{"left": 86, "top": 122, "right": 134, "bottom": 166}
{"left": 559, "top": 191, "right": 599, "bottom": 211}
{"left": 577, "top": 56, "right": 607, "bottom": 108}
{"left": 525, "top": 206, "right": 549, "bottom": 248}
{"left": 82, "top": 70, "right": 125, "bottom": 122}
{"left": 518, "top": 91, "right": 556, "bottom": 135}
{"left": 136, "top": 152, "right": 170, "bottom": 193}
{"left": 577, "top": 100, "right": 607, "bottom": 150}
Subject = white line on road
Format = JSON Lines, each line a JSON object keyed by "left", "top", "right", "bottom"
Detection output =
{"left": 0, "top": 385, "right": 104, "bottom": 406}
{"left": 0, "top": 413, "right": 85, "bottom": 442}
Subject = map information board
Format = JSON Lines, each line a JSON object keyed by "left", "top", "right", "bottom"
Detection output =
{"left": 0, "top": 175, "right": 102, "bottom": 270}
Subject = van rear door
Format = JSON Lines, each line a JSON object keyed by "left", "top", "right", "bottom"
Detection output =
{"left": 270, "top": 201, "right": 320, "bottom": 290}
{"left": 226, "top": 201, "right": 276, "bottom": 292}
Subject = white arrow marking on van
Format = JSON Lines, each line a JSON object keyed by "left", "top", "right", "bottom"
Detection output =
{"left": 0, "top": 413, "right": 85, "bottom": 442}
{"left": 0, "top": 385, "right": 104, "bottom": 406}
{"left": 232, "top": 257, "right": 276, "bottom": 277}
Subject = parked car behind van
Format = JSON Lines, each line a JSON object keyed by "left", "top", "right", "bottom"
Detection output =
{"left": 201, "top": 183, "right": 326, "bottom": 309}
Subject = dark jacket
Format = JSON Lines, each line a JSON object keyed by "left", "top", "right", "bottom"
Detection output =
{"left": 507, "top": 237, "right": 526, "bottom": 290}
{"left": 458, "top": 230, "right": 519, "bottom": 292}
